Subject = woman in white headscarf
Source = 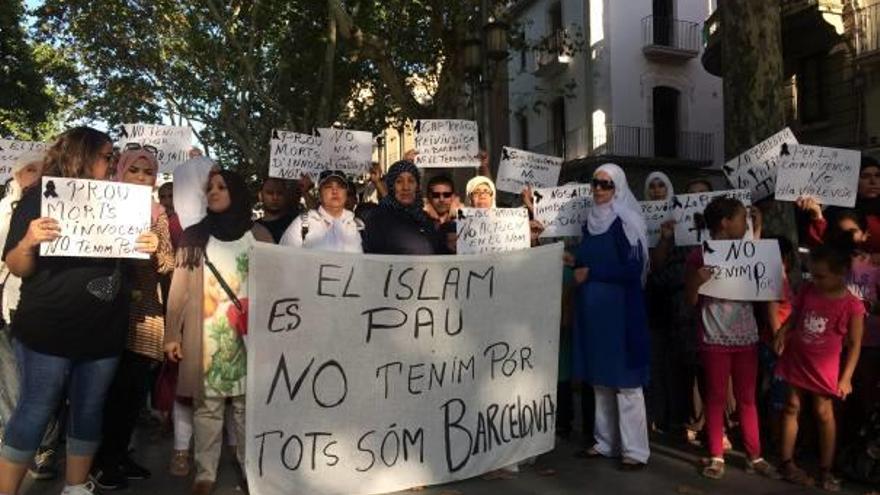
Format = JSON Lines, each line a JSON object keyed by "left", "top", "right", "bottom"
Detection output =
{"left": 572, "top": 163, "right": 651, "bottom": 470}
{"left": 644, "top": 171, "right": 674, "bottom": 202}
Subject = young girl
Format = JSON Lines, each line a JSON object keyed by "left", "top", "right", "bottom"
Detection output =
{"left": 685, "top": 196, "right": 777, "bottom": 480}
{"left": 774, "top": 240, "right": 865, "bottom": 491}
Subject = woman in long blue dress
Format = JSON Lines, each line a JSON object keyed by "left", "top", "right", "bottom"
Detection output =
{"left": 573, "top": 163, "right": 651, "bottom": 469}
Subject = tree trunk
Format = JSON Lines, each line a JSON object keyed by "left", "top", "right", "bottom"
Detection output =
{"left": 721, "top": 0, "right": 798, "bottom": 245}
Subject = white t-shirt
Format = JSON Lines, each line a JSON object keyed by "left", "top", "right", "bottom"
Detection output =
{"left": 280, "top": 207, "right": 363, "bottom": 253}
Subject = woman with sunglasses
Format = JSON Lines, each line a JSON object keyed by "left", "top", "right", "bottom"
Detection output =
{"left": 571, "top": 164, "right": 651, "bottom": 470}
{"left": 0, "top": 127, "right": 158, "bottom": 495}
{"left": 280, "top": 170, "right": 363, "bottom": 252}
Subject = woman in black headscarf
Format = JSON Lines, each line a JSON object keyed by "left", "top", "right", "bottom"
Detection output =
{"left": 164, "top": 170, "right": 271, "bottom": 495}
{"left": 362, "top": 160, "right": 444, "bottom": 255}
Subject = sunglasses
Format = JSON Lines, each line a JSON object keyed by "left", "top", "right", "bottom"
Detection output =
{"left": 124, "top": 142, "right": 159, "bottom": 155}
{"left": 431, "top": 192, "right": 454, "bottom": 199}
{"left": 591, "top": 178, "right": 615, "bottom": 191}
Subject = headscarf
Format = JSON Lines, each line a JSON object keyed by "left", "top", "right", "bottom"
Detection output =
{"left": 586, "top": 163, "right": 650, "bottom": 285}
{"left": 465, "top": 175, "right": 497, "bottom": 208}
{"left": 643, "top": 171, "right": 674, "bottom": 201}
{"left": 173, "top": 156, "right": 216, "bottom": 230}
{"left": 0, "top": 151, "right": 44, "bottom": 251}
{"left": 856, "top": 156, "right": 880, "bottom": 217}
{"left": 114, "top": 149, "right": 163, "bottom": 223}
{"left": 178, "top": 170, "right": 253, "bottom": 268}
{"left": 379, "top": 160, "right": 430, "bottom": 226}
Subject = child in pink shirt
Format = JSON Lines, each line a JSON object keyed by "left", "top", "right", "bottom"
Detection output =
{"left": 774, "top": 240, "right": 865, "bottom": 491}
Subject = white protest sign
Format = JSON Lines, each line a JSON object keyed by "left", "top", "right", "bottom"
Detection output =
{"left": 413, "top": 120, "right": 480, "bottom": 168}
{"left": 671, "top": 189, "right": 752, "bottom": 247}
{"left": 455, "top": 207, "right": 531, "bottom": 254}
{"left": 774, "top": 144, "right": 861, "bottom": 207}
{"left": 118, "top": 124, "right": 192, "bottom": 173}
{"left": 316, "top": 128, "right": 372, "bottom": 176}
{"left": 268, "top": 130, "right": 325, "bottom": 180}
{"left": 495, "top": 147, "right": 562, "bottom": 194}
{"left": 0, "top": 139, "right": 51, "bottom": 184}
{"left": 532, "top": 184, "right": 592, "bottom": 238}
{"left": 246, "top": 243, "right": 561, "bottom": 495}
{"left": 641, "top": 200, "right": 672, "bottom": 248}
{"left": 40, "top": 177, "right": 151, "bottom": 259}
{"left": 723, "top": 127, "right": 798, "bottom": 202}
{"left": 699, "top": 239, "right": 784, "bottom": 301}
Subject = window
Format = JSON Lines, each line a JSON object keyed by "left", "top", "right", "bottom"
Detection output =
{"left": 796, "top": 55, "right": 827, "bottom": 124}
{"left": 653, "top": 86, "right": 680, "bottom": 158}
{"left": 520, "top": 48, "right": 527, "bottom": 72}
{"left": 551, "top": 97, "right": 566, "bottom": 157}
{"left": 518, "top": 115, "right": 529, "bottom": 150}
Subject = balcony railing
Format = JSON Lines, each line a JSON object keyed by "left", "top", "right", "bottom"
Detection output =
{"left": 856, "top": 3, "right": 880, "bottom": 59}
{"left": 532, "top": 29, "right": 574, "bottom": 78}
{"left": 642, "top": 16, "right": 701, "bottom": 61}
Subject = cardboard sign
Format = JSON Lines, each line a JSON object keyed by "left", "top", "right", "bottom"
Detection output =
{"left": 495, "top": 147, "right": 562, "bottom": 194}
{"left": 671, "top": 189, "right": 752, "bottom": 247}
{"left": 40, "top": 177, "right": 152, "bottom": 259}
{"left": 532, "top": 184, "right": 592, "bottom": 238}
{"left": 723, "top": 128, "right": 798, "bottom": 202}
{"left": 268, "top": 130, "right": 325, "bottom": 180}
{"left": 699, "top": 239, "right": 784, "bottom": 301}
{"left": 455, "top": 208, "right": 531, "bottom": 254}
{"left": 413, "top": 120, "right": 480, "bottom": 168}
{"left": 118, "top": 124, "right": 192, "bottom": 173}
{"left": 0, "top": 139, "right": 50, "bottom": 184}
{"left": 641, "top": 200, "right": 672, "bottom": 248}
{"left": 774, "top": 144, "right": 861, "bottom": 207}
{"left": 246, "top": 243, "right": 562, "bottom": 495}
{"left": 316, "top": 128, "right": 372, "bottom": 176}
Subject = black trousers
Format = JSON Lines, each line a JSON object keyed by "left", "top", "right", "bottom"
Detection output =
{"left": 96, "top": 351, "right": 157, "bottom": 465}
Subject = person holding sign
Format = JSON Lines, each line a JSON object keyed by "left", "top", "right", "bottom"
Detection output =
{"left": 0, "top": 127, "right": 158, "bottom": 495}
{"left": 164, "top": 170, "right": 272, "bottom": 495}
{"left": 280, "top": 170, "right": 363, "bottom": 252}
{"left": 773, "top": 241, "right": 865, "bottom": 491}
{"left": 91, "top": 148, "right": 175, "bottom": 489}
{"left": 571, "top": 164, "right": 651, "bottom": 470}
{"left": 684, "top": 197, "right": 778, "bottom": 480}
{"left": 362, "top": 160, "right": 443, "bottom": 255}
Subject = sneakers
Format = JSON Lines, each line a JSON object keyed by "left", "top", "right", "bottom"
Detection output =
{"left": 119, "top": 455, "right": 151, "bottom": 480}
{"left": 60, "top": 481, "right": 98, "bottom": 495}
{"left": 28, "top": 448, "right": 59, "bottom": 481}
{"left": 169, "top": 450, "right": 192, "bottom": 477}
{"left": 90, "top": 463, "right": 129, "bottom": 491}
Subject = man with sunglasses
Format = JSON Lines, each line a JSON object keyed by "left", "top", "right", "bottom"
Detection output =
{"left": 425, "top": 175, "right": 458, "bottom": 229}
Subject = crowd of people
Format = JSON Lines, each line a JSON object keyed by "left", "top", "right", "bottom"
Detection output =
{"left": 0, "top": 125, "right": 878, "bottom": 495}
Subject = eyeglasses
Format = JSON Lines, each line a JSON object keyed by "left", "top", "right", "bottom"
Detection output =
{"left": 472, "top": 189, "right": 493, "bottom": 197}
{"left": 431, "top": 192, "right": 454, "bottom": 199}
{"left": 124, "top": 142, "right": 159, "bottom": 155}
{"left": 591, "top": 178, "right": 615, "bottom": 191}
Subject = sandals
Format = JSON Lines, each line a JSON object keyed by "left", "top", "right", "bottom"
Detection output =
{"left": 573, "top": 446, "right": 603, "bottom": 459}
{"left": 819, "top": 469, "right": 841, "bottom": 492}
{"left": 745, "top": 457, "right": 781, "bottom": 480}
{"left": 700, "top": 457, "right": 725, "bottom": 479}
{"left": 779, "top": 460, "right": 814, "bottom": 487}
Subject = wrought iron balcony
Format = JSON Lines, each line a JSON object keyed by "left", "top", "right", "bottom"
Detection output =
{"left": 642, "top": 16, "right": 701, "bottom": 63}
{"left": 855, "top": 3, "right": 880, "bottom": 62}
{"left": 532, "top": 29, "right": 573, "bottom": 78}
{"left": 594, "top": 125, "right": 714, "bottom": 163}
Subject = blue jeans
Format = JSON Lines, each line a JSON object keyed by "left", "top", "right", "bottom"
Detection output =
{"left": 0, "top": 340, "right": 119, "bottom": 463}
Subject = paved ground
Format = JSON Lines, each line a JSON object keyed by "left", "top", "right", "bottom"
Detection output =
{"left": 18, "top": 426, "right": 874, "bottom": 495}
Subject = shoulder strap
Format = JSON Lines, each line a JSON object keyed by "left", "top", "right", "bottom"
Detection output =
{"left": 202, "top": 253, "right": 243, "bottom": 311}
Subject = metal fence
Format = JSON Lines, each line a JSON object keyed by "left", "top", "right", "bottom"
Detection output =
{"left": 530, "top": 125, "right": 714, "bottom": 163}
{"left": 856, "top": 3, "right": 880, "bottom": 57}
{"left": 642, "top": 16, "right": 701, "bottom": 52}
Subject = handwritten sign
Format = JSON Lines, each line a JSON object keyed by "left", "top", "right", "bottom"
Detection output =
{"left": 774, "top": 144, "right": 861, "bottom": 207}
{"left": 641, "top": 200, "right": 672, "bottom": 248}
{"left": 0, "top": 139, "right": 50, "bottom": 184}
{"left": 456, "top": 208, "right": 530, "bottom": 254}
{"left": 671, "top": 189, "right": 752, "bottom": 247}
{"left": 118, "top": 124, "right": 192, "bottom": 173}
{"left": 699, "top": 239, "right": 784, "bottom": 301}
{"left": 495, "top": 147, "right": 562, "bottom": 194}
{"left": 269, "top": 130, "right": 326, "bottom": 180}
{"left": 316, "top": 128, "right": 372, "bottom": 176}
{"left": 40, "top": 177, "right": 151, "bottom": 259}
{"left": 246, "top": 243, "right": 561, "bottom": 495}
{"left": 413, "top": 120, "right": 480, "bottom": 168}
{"left": 532, "top": 184, "right": 592, "bottom": 238}
{"left": 723, "top": 128, "right": 798, "bottom": 202}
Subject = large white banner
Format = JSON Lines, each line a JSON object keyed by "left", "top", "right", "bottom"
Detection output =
{"left": 269, "top": 130, "right": 326, "bottom": 180}
{"left": 532, "top": 184, "right": 592, "bottom": 238}
{"left": 118, "top": 124, "right": 192, "bottom": 173}
{"left": 246, "top": 244, "right": 562, "bottom": 495}
{"left": 455, "top": 207, "right": 531, "bottom": 254}
{"left": 414, "top": 120, "right": 480, "bottom": 168}
{"left": 723, "top": 127, "right": 798, "bottom": 202}
{"left": 39, "top": 177, "right": 152, "bottom": 259}
{"left": 317, "top": 128, "right": 373, "bottom": 176}
{"left": 774, "top": 144, "right": 861, "bottom": 207}
{"left": 641, "top": 200, "right": 672, "bottom": 248}
{"left": 671, "top": 189, "right": 752, "bottom": 246}
{"left": 699, "top": 239, "right": 784, "bottom": 301}
{"left": 0, "top": 139, "right": 51, "bottom": 184}
{"left": 495, "top": 147, "right": 562, "bottom": 194}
